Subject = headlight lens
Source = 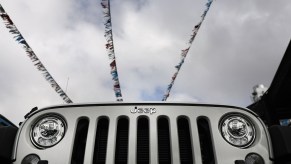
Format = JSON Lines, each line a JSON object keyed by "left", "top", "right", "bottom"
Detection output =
{"left": 219, "top": 113, "right": 255, "bottom": 148}
{"left": 31, "top": 114, "right": 66, "bottom": 148}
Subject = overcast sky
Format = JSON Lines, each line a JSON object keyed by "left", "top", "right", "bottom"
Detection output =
{"left": 0, "top": 0, "right": 290, "bottom": 125}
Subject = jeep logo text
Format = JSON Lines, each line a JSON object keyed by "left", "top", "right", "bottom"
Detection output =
{"left": 131, "top": 107, "right": 156, "bottom": 114}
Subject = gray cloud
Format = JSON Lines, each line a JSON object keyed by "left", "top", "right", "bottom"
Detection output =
{"left": 0, "top": 0, "right": 290, "bottom": 124}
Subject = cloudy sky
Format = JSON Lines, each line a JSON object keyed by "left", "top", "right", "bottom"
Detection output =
{"left": 0, "top": 0, "right": 290, "bottom": 125}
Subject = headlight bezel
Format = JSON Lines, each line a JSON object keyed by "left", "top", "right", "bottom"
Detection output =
{"left": 30, "top": 114, "right": 67, "bottom": 149}
{"left": 219, "top": 113, "right": 256, "bottom": 148}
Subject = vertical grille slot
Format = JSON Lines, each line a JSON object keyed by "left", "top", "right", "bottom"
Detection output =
{"left": 115, "top": 117, "right": 129, "bottom": 164}
{"left": 158, "top": 117, "right": 172, "bottom": 164}
{"left": 93, "top": 117, "right": 109, "bottom": 164}
{"left": 197, "top": 117, "right": 215, "bottom": 164}
{"left": 137, "top": 117, "right": 149, "bottom": 164}
{"left": 177, "top": 117, "right": 193, "bottom": 164}
{"left": 71, "top": 118, "right": 89, "bottom": 164}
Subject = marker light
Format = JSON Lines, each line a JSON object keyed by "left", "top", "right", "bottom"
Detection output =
{"left": 30, "top": 114, "right": 66, "bottom": 148}
{"left": 245, "top": 153, "right": 264, "bottom": 164}
{"left": 21, "top": 154, "right": 40, "bottom": 164}
{"left": 219, "top": 113, "right": 256, "bottom": 148}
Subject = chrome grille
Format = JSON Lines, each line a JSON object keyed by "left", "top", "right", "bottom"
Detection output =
{"left": 70, "top": 107, "right": 217, "bottom": 163}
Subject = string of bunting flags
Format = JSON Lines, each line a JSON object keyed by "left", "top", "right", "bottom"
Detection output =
{"left": 162, "top": 0, "right": 214, "bottom": 101}
{"left": 101, "top": 0, "right": 123, "bottom": 101}
{"left": 1, "top": 0, "right": 213, "bottom": 103}
{"left": 0, "top": 4, "right": 73, "bottom": 103}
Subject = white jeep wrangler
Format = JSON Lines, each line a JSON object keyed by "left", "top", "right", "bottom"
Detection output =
{"left": 0, "top": 102, "right": 280, "bottom": 164}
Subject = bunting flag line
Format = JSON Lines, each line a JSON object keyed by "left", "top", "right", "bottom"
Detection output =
{"left": 0, "top": 4, "right": 73, "bottom": 103}
{"left": 101, "top": 0, "right": 123, "bottom": 101}
{"left": 162, "top": 0, "right": 214, "bottom": 101}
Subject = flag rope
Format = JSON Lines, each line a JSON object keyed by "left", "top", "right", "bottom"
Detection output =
{"left": 0, "top": 4, "right": 73, "bottom": 103}
{"left": 101, "top": 0, "right": 123, "bottom": 101}
{"left": 162, "top": 0, "right": 214, "bottom": 101}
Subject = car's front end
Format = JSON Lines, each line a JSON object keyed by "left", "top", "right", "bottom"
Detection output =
{"left": 11, "top": 102, "right": 272, "bottom": 164}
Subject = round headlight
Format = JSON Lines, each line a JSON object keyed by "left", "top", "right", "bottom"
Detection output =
{"left": 219, "top": 113, "right": 255, "bottom": 148}
{"left": 31, "top": 114, "right": 66, "bottom": 148}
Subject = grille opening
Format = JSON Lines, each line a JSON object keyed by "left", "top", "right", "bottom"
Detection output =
{"left": 158, "top": 117, "right": 172, "bottom": 164}
{"left": 137, "top": 117, "right": 150, "bottom": 164}
{"left": 93, "top": 117, "right": 109, "bottom": 164}
{"left": 115, "top": 117, "right": 129, "bottom": 164}
{"left": 197, "top": 117, "right": 215, "bottom": 164}
{"left": 177, "top": 117, "right": 193, "bottom": 164}
{"left": 71, "top": 118, "right": 89, "bottom": 164}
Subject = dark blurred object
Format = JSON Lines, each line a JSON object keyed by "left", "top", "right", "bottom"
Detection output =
{"left": 0, "top": 114, "right": 18, "bottom": 164}
{"left": 248, "top": 39, "right": 291, "bottom": 126}
{"left": 269, "top": 125, "right": 291, "bottom": 163}
{"left": 0, "top": 126, "right": 18, "bottom": 163}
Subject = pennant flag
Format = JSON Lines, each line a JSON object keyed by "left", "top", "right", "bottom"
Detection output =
{"left": 162, "top": 0, "right": 214, "bottom": 101}
{"left": 0, "top": 4, "right": 73, "bottom": 103}
{"left": 101, "top": 0, "right": 124, "bottom": 101}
